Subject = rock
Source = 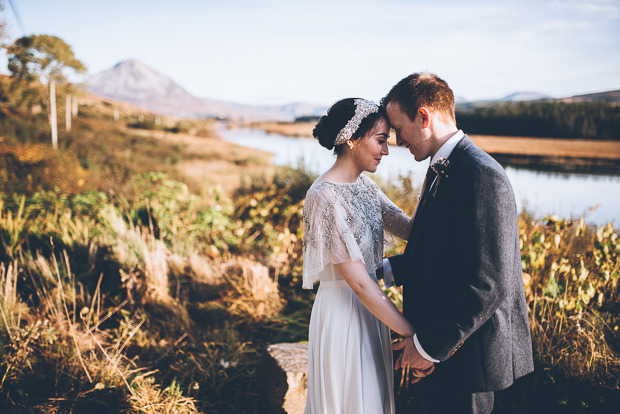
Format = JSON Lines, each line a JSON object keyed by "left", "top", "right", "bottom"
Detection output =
{"left": 262, "top": 342, "right": 308, "bottom": 413}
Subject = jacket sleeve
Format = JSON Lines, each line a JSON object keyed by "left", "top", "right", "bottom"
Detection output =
{"left": 387, "top": 254, "right": 408, "bottom": 287}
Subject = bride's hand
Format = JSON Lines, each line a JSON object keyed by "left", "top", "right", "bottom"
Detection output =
{"left": 392, "top": 337, "right": 435, "bottom": 379}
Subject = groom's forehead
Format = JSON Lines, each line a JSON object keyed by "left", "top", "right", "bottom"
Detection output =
{"left": 386, "top": 102, "right": 410, "bottom": 124}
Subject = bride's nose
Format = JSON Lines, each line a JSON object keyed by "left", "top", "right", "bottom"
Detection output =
{"left": 381, "top": 143, "right": 389, "bottom": 155}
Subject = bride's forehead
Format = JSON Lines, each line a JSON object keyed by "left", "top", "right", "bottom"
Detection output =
{"left": 369, "top": 117, "right": 390, "bottom": 134}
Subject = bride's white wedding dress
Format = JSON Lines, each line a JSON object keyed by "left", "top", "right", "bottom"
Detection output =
{"left": 302, "top": 174, "right": 411, "bottom": 414}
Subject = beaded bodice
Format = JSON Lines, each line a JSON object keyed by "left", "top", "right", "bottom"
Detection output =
{"left": 302, "top": 174, "right": 411, "bottom": 289}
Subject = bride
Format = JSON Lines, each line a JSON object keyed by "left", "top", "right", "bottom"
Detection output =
{"left": 303, "top": 98, "right": 416, "bottom": 413}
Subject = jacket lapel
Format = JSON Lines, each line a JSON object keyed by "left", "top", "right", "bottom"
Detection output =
{"left": 405, "top": 136, "right": 473, "bottom": 254}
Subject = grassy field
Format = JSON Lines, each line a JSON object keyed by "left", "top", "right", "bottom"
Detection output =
{"left": 249, "top": 121, "right": 620, "bottom": 160}
{"left": 128, "top": 128, "right": 277, "bottom": 195}
{"left": 78, "top": 92, "right": 279, "bottom": 196}
{"left": 1, "top": 87, "right": 619, "bottom": 412}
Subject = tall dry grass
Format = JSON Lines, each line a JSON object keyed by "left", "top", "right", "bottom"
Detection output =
{"left": 0, "top": 173, "right": 290, "bottom": 412}
{"left": 521, "top": 217, "right": 620, "bottom": 388}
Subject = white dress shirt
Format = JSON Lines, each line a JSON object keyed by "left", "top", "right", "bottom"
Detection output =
{"left": 383, "top": 130, "right": 465, "bottom": 363}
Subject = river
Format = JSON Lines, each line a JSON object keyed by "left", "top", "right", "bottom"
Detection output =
{"left": 219, "top": 127, "right": 620, "bottom": 228}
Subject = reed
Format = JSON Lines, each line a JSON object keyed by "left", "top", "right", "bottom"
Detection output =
{"left": 521, "top": 217, "right": 620, "bottom": 388}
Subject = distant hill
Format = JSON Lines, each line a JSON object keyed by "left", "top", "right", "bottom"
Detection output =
{"left": 560, "top": 90, "right": 620, "bottom": 103}
{"left": 457, "top": 88, "right": 620, "bottom": 112}
{"left": 87, "top": 60, "right": 327, "bottom": 121}
{"left": 500, "top": 92, "right": 553, "bottom": 102}
{"left": 496, "top": 89, "right": 620, "bottom": 104}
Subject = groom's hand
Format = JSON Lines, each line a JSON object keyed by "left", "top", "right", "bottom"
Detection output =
{"left": 392, "top": 337, "right": 435, "bottom": 382}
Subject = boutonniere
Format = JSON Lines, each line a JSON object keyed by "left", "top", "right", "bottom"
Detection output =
{"left": 430, "top": 157, "right": 450, "bottom": 197}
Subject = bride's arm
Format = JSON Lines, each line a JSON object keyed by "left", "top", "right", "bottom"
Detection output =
{"left": 377, "top": 189, "right": 412, "bottom": 240}
{"left": 384, "top": 208, "right": 413, "bottom": 240}
{"left": 336, "top": 260, "right": 414, "bottom": 337}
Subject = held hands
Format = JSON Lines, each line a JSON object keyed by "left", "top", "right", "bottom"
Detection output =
{"left": 392, "top": 336, "right": 435, "bottom": 384}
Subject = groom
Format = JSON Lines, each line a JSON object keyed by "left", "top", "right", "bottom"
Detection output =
{"left": 381, "top": 73, "right": 534, "bottom": 414}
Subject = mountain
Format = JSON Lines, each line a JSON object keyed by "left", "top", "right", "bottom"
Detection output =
{"left": 491, "top": 90, "right": 619, "bottom": 104}
{"left": 456, "top": 89, "right": 620, "bottom": 112}
{"left": 87, "top": 60, "right": 327, "bottom": 121}
{"left": 500, "top": 92, "right": 553, "bottom": 102}
{"left": 560, "top": 90, "right": 620, "bottom": 103}
{"left": 87, "top": 60, "right": 209, "bottom": 117}
{"left": 88, "top": 60, "right": 618, "bottom": 120}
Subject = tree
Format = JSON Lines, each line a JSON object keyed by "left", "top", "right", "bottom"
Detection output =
{"left": 6, "top": 34, "right": 86, "bottom": 149}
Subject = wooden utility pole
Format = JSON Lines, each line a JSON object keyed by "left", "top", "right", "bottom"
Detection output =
{"left": 66, "top": 94, "right": 71, "bottom": 132}
{"left": 50, "top": 79, "right": 58, "bottom": 150}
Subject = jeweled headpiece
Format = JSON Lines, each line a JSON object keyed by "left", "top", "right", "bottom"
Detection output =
{"left": 334, "top": 99, "right": 380, "bottom": 146}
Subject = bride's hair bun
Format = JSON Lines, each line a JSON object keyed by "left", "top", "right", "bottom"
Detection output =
{"left": 312, "top": 98, "right": 357, "bottom": 151}
{"left": 312, "top": 115, "right": 335, "bottom": 150}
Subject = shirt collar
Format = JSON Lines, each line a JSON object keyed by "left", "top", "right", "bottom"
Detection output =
{"left": 430, "top": 130, "right": 464, "bottom": 166}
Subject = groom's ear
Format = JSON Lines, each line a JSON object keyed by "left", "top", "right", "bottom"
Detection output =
{"left": 418, "top": 107, "right": 431, "bottom": 128}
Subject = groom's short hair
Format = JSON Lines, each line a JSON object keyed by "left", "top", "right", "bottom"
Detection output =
{"left": 381, "top": 72, "right": 456, "bottom": 124}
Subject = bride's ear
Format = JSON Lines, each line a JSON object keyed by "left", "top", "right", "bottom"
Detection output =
{"left": 346, "top": 140, "right": 354, "bottom": 150}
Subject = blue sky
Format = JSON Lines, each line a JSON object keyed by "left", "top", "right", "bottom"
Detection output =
{"left": 2, "top": 0, "right": 619, "bottom": 106}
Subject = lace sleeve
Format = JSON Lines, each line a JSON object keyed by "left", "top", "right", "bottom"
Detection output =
{"left": 302, "top": 184, "right": 365, "bottom": 289}
{"left": 377, "top": 185, "right": 412, "bottom": 240}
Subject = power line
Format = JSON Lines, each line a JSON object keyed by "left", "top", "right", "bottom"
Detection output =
{"left": 8, "top": 0, "right": 26, "bottom": 34}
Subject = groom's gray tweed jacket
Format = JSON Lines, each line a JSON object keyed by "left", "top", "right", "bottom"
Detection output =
{"left": 388, "top": 135, "right": 534, "bottom": 393}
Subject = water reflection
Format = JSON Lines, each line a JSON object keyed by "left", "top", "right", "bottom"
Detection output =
{"left": 505, "top": 167, "right": 619, "bottom": 227}
{"left": 219, "top": 127, "right": 620, "bottom": 227}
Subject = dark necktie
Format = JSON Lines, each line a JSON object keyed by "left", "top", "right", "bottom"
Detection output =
{"left": 411, "top": 166, "right": 438, "bottom": 224}
{"left": 419, "top": 167, "right": 437, "bottom": 207}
